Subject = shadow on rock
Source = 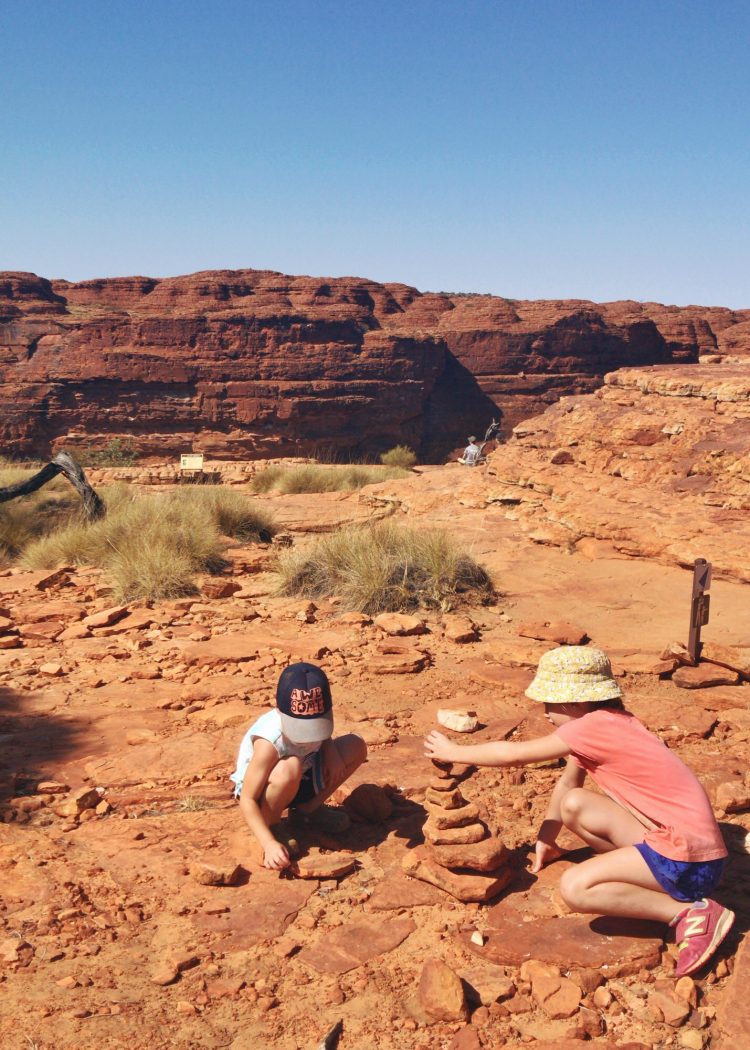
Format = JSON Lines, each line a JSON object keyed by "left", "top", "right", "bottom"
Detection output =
{"left": 0, "top": 683, "right": 86, "bottom": 806}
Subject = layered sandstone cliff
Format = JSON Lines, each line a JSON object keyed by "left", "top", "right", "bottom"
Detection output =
{"left": 1, "top": 269, "right": 748, "bottom": 459}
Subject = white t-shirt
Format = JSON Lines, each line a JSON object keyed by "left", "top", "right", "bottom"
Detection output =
{"left": 230, "top": 709, "right": 322, "bottom": 798}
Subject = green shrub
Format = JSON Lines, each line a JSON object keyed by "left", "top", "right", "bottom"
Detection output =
{"left": 83, "top": 438, "right": 139, "bottom": 467}
{"left": 379, "top": 445, "right": 417, "bottom": 470}
{"left": 277, "top": 520, "right": 495, "bottom": 614}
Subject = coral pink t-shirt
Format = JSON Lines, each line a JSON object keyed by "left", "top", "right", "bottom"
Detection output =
{"left": 555, "top": 709, "right": 727, "bottom": 862}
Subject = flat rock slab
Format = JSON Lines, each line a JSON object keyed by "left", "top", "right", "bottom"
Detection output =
{"left": 403, "top": 846, "right": 513, "bottom": 903}
{"left": 673, "top": 664, "right": 741, "bottom": 689}
{"left": 191, "top": 872, "right": 317, "bottom": 950}
{"left": 367, "top": 873, "right": 442, "bottom": 911}
{"left": 297, "top": 916, "right": 415, "bottom": 973}
{"left": 464, "top": 660, "right": 534, "bottom": 692}
{"left": 475, "top": 910, "right": 663, "bottom": 977}
{"left": 715, "top": 933, "right": 750, "bottom": 1048}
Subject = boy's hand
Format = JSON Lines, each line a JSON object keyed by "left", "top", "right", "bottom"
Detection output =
{"left": 531, "top": 839, "right": 566, "bottom": 873}
{"left": 263, "top": 840, "right": 291, "bottom": 871}
{"left": 424, "top": 730, "right": 458, "bottom": 764}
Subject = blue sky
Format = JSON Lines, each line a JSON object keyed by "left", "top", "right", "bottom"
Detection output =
{"left": 2, "top": 1, "right": 748, "bottom": 306}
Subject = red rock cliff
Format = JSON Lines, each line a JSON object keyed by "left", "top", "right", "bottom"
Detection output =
{"left": 0, "top": 269, "right": 747, "bottom": 460}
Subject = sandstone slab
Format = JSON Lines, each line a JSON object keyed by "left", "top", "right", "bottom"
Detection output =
{"left": 418, "top": 959, "right": 468, "bottom": 1021}
{"left": 402, "top": 846, "right": 512, "bottom": 903}
{"left": 673, "top": 664, "right": 741, "bottom": 689}
{"left": 476, "top": 910, "right": 663, "bottom": 976}
{"left": 297, "top": 916, "right": 415, "bottom": 973}
{"left": 426, "top": 834, "right": 507, "bottom": 873}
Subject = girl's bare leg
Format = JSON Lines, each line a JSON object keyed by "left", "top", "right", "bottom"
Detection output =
{"left": 560, "top": 787, "right": 649, "bottom": 853}
{"left": 560, "top": 845, "right": 685, "bottom": 924}
{"left": 258, "top": 756, "right": 303, "bottom": 824}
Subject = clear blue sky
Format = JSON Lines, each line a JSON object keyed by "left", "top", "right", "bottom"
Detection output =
{"left": 2, "top": 1, "right": 748, "bottom": 306}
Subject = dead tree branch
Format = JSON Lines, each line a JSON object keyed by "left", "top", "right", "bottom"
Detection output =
{"left": 0, "top": 451, "right": 105, "bottom": 521}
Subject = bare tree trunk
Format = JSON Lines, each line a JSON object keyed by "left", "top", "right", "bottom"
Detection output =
{"left": 0, "top": 451, "right": 105, "bottom": 521}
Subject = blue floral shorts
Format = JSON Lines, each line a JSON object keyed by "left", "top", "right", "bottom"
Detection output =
{"left": 635, "top": 841, "right": 725, "bottom": 902}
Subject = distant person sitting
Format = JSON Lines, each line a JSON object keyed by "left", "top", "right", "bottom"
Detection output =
{"left": 459, "top": 436, "right": 481, "bottom": 466}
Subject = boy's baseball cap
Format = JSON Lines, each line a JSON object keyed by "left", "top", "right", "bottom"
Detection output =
{"left": 276, "top": 662, "right": 334, "bottom": 743}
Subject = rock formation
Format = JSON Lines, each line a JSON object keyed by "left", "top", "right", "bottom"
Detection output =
{"left": 1, "top": 268, "right": 748, "bottom": 460}
{"left": 402, "top": 759, "right": 513, "bottom": 902}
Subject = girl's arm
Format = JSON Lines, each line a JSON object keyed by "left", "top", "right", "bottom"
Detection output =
{"left": 238, "top": 739, "right": 288, "bottom": 869}
{"left": 531, "top": 757, "right": 586, "bottom": 872}
{"left": 424, "top": 729, "right": 570, "bottom": 768}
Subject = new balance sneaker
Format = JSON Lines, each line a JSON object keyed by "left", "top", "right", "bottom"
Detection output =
{"left": 673, "top": 898, "right": 735, "bottom": 977}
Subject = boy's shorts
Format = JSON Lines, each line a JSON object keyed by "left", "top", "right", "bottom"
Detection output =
{"left": 290, "top": 751, "right": 326, "bottom": 806}
{"left": 635, "top": 841, "right": 725, "bottom": 902}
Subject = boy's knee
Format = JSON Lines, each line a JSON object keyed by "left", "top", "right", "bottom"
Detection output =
{"left": 270, "top": 756, "right": 303, "bottom": 788}
{"left": 337, "top": 733, "right": 367, "bottom": 770}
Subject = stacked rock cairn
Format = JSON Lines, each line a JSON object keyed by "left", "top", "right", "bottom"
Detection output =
{"left": 402, "top": 758, "right": 513, "bottom": 902}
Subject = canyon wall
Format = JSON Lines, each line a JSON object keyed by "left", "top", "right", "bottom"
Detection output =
{"left": 1, "top": 269, "right": 748, "bottom": 460}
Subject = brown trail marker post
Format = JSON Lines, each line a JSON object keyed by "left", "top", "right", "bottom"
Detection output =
{"left": 687, "top": 558, "right": 712, "bottom": 663}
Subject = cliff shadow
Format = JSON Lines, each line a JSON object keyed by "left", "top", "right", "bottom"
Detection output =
{"left": 421, "top": 350, "right": 503, "bottom": 462}
{"left": 0, "top": 683, "right": 85, "bottom": 806}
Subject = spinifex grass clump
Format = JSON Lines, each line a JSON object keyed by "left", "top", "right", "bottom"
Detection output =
{"left": 278, "top": 520, "right": 495, "bottom": 614}
{"left": 251, "top": 462, "right": 409, "bottom": 495}
{"left": 0, "top": 465, "right": 80, "bottom": 566}
{"left": 379, "top": 445, "right": 417, "bottom": 470}
{"left": 21, "top": 486, "right": 276, "bottom": 601}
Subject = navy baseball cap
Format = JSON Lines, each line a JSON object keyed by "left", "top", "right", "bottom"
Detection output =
{"left": 276, "top": 662, "right": 334, "bottom": 744}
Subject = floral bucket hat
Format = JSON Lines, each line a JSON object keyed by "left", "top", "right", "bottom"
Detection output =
{"left": 525, "top": 646, "right": 623, "bottom": 705}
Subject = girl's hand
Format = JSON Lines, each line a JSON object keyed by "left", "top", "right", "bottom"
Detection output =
{"left": 263, "top": 840, "right": 291, "bottom": 871}
{"left": 424, "top": 730, "right": 458, "bottom": 764}
{"left": 530, "top": 839, "right": 566, "bottom": 873}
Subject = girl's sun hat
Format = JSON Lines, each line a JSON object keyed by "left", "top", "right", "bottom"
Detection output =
{"left": 525, "top": 646, "right": 623, "bottom": 705}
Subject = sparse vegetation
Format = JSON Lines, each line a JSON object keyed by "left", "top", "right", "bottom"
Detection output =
{"left": 277, "top": 520, "right": 495, "bottom": 614}
{"left": 19, "top": 485, "right": 276, "bottom": 601}
{"left": 0, "top": 465, "right": 81, "bottom": 567}
{"left": 251, "top": 462, "right": 409, "bottom": 494}
{"left": 82, "top": 438, "right": 139, "bottom": 467}
{"left": 379, "top": 445, "right": 417, "bottom": 470}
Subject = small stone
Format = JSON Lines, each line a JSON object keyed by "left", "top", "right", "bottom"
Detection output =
{"left": 470, "top": 931, "right": 485, "bottom": 946}
{"left": 443, "top": 616, "right": 479, "bottom": 644}
{"left": 531, "top": 974, "right": 582, "bottom": 1018}
{"left": 679, "top": 1031, "right": 705, "bottom": 1049}
{"left": 593, "top": 985, "right": 613, "bottom": 1008}
{"left": 425, "top": 786, "right": 467, "bottom": 809}
{"left": 424, "top": 802, "right": 480, "bottom": 830}
{"left": 56, "top": 975, "right": 79, "bottom": 989}
{"left": 39, "top": 662, "right": 63, "bottom": 677}
{"left": 190, "top": 861, "right": 243, "bottom": 887}
{"left": 674, "top": 975, "right": 698, "bottom": 1006}
{"left": 648, "top": 989, "right": 690, "bottom": 1026}
{"left": 427, "top": 834, "right": 507, "bottom": 873}
{"left": 292, "top": 851, "right": 355, "bottom": 880}
{"left": 82, "top": 605, "right": 128, "bottom": 628}
{"left": 437, "top": 709, "right": 479, "bottom": 733}
{"left": 673, "top": 664, "right": 740, "bottom": 689}
{"left": 424, "top": 819, "right": 487, "bottom": 845}
{"left": 517, "top": 620, "right": 588, "bottom": 645}
{"left": 175, "top": 1000, "right": 197, "bottom": 1015}
{"left": 418, "top": 959, "right": 469, "bottom": 1021}
{"left": 373, "top": 612, "right": 427, "bottom": 636}
{"left": 151, "top": 967, "right": 179, "bottom": 986}
{"left": 201, "top": 579, "right": 242, "bottom": 599}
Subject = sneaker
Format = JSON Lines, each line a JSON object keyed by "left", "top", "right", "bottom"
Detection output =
{"left": 674, "top": 898, "right": 735, "bottom": 977}
{"left": 290, "top": 804, "right": 351, "bottom": 835}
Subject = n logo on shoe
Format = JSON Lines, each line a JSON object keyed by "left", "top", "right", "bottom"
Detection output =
{"left": 684, "top": 914, "right": 707, "bottom": 937}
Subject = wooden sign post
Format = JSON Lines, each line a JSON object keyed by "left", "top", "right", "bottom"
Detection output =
{"left": 687, "top": 558, "right": 712, "bottom": 663}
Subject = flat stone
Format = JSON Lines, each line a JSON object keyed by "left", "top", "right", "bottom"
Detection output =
{"left": 701, "top": 642, "right": 750, "bottom": 679}
{"left": 191, "top": 872, "right": 317, "bottom": 951}
{"left": 517, "top": 620, "right": 589, "bottom": 645}
{"left": 532, "top": 974, "right": 582, "bottom": 1018}
{"left": 371, "top": 644, "right": 428, "bottom": 674}
{"left": 297, "top": 916, "right": 415, "bottom": 974}
{"left": 673, "top": 664, "right": 740, "bottom": 689}
{"left": 374, "top": 613, "right": 427, "bottom": 636}
{"left": 82, "top": 604, "right": 128, "bottom": 628}
{"left": 419, "top": 959, "right": 468, "bottom": 1021}
{"left": 715, "top": 934, "right": 750, "bottom": 1046}
{"left": 424, "top": 801, "right": 480, "bottom": 829}
{"left": 402, "top": 846, "right": 512, "bottom": 903}
{"left": 424, "top": 819, "right": 488, "bottom": 845}
{"left": 428, "top": 776, "right": 460, "bottom": 792}
{"left": 293, "top": 851, "right": 355, "bottom": 880}
{"left": 460, "top": 960, "right": 516, "bottom": 1006}
{"left": 475, "top": 910, "right": 663, "bottom": 976}
{"left": 437, "top": 709, "right": 479, "bottom": 733}
{"left": 424, "top": 786, "right": 467, "bottom": 809}
{"left": 201, "top": 578, "right": 242, "bottom": 599}
{"left": 367, "top": 874, "right": 442, "bottom": 911}
{"left": 443, "top": 616, "right": 479, "bottom": 644}
{"left": 426, "top": 834, "right": 507, "bottom": 873}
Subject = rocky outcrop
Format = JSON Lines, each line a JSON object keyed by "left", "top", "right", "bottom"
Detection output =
{"left": 1, "top": 268, "right": 748, "bottom": 459}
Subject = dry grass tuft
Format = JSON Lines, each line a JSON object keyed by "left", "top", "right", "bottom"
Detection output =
{"left": 379, "top": 445, "right": 417, "bottom": 469}
{"left": 277, "top": 520, "right": 495, "bottom": 614}
{"left": 0, "top": 466, "right": 82, "bottom": 566}
{"left": 252, "top": 462, "right": 408, "bottom": 494}
{"left": 20, "top": 485, "right": 276, "bottom": 600}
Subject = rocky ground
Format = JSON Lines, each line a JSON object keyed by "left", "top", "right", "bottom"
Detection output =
{"left": 1, "top": 363, "right": 750, "bottom": 1050}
